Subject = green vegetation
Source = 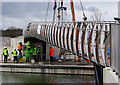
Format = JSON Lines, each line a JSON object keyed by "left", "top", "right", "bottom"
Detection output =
{"left": 2, "top": 26, "right": 23, "bottom": 38}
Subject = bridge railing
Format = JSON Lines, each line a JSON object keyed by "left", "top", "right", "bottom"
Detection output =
{"left": 24, "top": 21, "right": 117, "bottom": 67}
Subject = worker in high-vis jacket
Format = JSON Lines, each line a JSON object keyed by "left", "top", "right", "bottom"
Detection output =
{"left": 18, "top": 42, "right": 22, "bottom": 56}
{"left": 3, "top": 47, "right": 9, "bottom": 63}
{"left": 37, "top": 46, "right": 41, "bottom": 61}
{"left": 33, "top": 47, "right": 37, "bottom": 62}
{"left": 11, "top": 49, "right": 18, "bottom": 63}
{"left": 49, "top": 46, "right": 54, "bottom": 62}
{"left": 26, "top": 41, "right": 31, "bottom": 51}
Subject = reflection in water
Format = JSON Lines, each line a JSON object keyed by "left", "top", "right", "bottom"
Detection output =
{"left": 2, "top": 72, "right": 95, "bottom": 83}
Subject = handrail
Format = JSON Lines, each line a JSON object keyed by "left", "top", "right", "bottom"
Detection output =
{"left": 24, "top": 21, "right": 117, "bottom": 66}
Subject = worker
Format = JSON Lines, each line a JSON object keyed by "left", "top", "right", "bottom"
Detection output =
{"left": 49, "top": 46, "right": 54, "bottom": 62}
{"left": 3, "top": 47, "right": 9, "bottom": 63}
{"left": 11, "top": 49, "right": 18, "bottom": 63}
{"left": 26, "top": 41, "right": 31, "bottom": 51}
{"left": 30, "top": 46, "right": 34, "bottom": 55}
{"left": 18, "top": 42, "right": 22, "bottom": 56}
{"left": 33, "top": 47, "right": 37, "bottom": 62}
{"left": 37, "top": 46, "right": 41, "bottom": 61}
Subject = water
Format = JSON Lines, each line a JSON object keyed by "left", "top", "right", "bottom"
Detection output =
{"left": 1, "top": 72, "right": 95, "bottom": 84}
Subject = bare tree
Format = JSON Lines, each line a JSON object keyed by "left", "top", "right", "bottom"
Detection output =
{"left": 90, "top": 8, "right": 103, "bottom": 21}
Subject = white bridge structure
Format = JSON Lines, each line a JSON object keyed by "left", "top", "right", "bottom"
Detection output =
{"left": 24, "top": 21, "right": 113, "bottom": 66}
{"left": 24, "top": 21, "right": 120, "bottom": 84}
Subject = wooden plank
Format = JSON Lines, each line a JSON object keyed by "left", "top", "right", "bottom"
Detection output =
{"left": 88, "top": 23, "right": 95, "bottom": 60}
{"left": 76, "top": 22, "right": 81, "bottom": 55}
{"left": 56, "top": 23, "right": 59, "bottom": 46}
{"left": 104, "top": 25, "right": 110, "bottom": 66}
{"left": 53, "top": 24, "right": 56, "bottom": 45}
{"left": 63, "top": 24, "right": 67, "bottom": 49}
{"left": 71, "top": 25, "right": 74, "bottom": 52}
{"left": 81, "top": 23, "right": 88, "bottom": 58}
{"left": 95, "top": 25, "right": 100, "bottom": 64}
{"left": 67, "top": 24, "right": 71, "bottom": 51}
{"left": 96, "top": 24, "right": 104, "bottom": 65}
{"left": 59, "top": 23, "right": 64, "bottom": 48}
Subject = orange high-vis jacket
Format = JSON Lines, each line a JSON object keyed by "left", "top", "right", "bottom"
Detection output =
{"left": 49, "top": 48, "right": 54, "bottom": 57}
{"left": 18, "top": 44, "right": 22, "bottom": 50}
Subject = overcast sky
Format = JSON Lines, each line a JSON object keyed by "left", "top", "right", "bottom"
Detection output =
{"left": 1, "top": 0, "right": 120, "bottom": 29}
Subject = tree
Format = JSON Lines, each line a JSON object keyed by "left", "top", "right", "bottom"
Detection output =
{"left": 2, "top": 27, "right": 23, "bottom": 38}
{"left": 90, "top": 8, "right": 103, "bottom": 22}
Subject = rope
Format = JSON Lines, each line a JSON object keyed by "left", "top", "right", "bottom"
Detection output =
{"left": 53, "top": 0, "right": 57, "bottom": 21}
{"left": 58, "top": 0, "right": 60, "bottom": 22}
{"left": 80, "top": 0, "right": 85, "bottom": 17}
{"left": 80, "top": 0, "right": 87, "bottom": 21}
{"left": 45, "top": 0, "right": 50, "bottom": 22}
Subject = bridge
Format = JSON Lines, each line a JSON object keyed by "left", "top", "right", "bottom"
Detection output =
{"left": 24, "top": 21, "right": 120, "bottom": 84}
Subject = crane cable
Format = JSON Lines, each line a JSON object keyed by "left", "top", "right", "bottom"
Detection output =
{"left": 80, "top": 0, "right": 87, "bottom": 21}
{"left": 57, "top": 0, "right": 60, "bottom": 21}
{"left": 45, "top": 0, "right": 50, "bottom": 22}
{"left": 53, "top": 0, "right": 57, "bottom": 21}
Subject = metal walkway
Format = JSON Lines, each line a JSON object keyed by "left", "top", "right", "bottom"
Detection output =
{"left": 24, "top": 21, "right": 117, "bottom": 67}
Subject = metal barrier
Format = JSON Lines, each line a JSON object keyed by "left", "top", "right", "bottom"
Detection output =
{"left": 24, "top": 21, "right": 117, "bottom": 67}
{"left": 111, "top": 23, "right": 120, "bottom": 76}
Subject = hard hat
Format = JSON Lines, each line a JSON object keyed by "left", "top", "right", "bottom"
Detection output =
{"left": 4, "top": 47, "right": 7, "bottom": 49}
{"left": 14, "top": 48, "right": 16, "bottom": 50}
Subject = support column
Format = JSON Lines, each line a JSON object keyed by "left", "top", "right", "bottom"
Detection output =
{"left": 40, "top": 41, "right": 46, "bottom": 62}
{"left": 93, "top": 62, "right": 103, "bottom": 85}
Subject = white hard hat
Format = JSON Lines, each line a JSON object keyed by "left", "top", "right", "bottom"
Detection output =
{"left": 4, "top": 47, "right": 7, "bottom": 49}
{"left": 14, "top": 48, "right": 16, "bottom": 50}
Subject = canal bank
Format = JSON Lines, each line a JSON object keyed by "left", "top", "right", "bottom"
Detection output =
{"left": 0, "top": 63, "right": 94, "bottom": 75}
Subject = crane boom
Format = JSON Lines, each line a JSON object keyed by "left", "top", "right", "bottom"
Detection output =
{"left": 70, "top": 0, "right": 76, "bottom": 25}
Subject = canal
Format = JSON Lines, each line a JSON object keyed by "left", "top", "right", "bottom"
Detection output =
{"left": 1, "top": 72, "right": 95, "bottom": 84}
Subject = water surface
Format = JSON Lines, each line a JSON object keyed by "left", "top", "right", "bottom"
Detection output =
{"left": 2, "top": 72, "right": 95, "bottom": 84}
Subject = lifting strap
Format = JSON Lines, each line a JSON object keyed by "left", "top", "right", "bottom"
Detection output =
{"left": 57, "top": 0, "right": 60, "bottom": 21}
{"left": 80, "top": 0, "right": 87, "bottom": 21}
{"left": 45, "top": 0, "right": 50, "bottom": 22}
{"left": 53, "top": 0, "right": 57, "bottom": 21}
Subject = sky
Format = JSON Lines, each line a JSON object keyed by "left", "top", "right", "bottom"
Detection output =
{"left": 1, "top": 0, "right": 120, "bottom": 29}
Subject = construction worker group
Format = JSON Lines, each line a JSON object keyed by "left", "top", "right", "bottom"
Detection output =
{"left": 2, "top": 41, "right": 90, "bottom": 64}
{"left": 3, "top": 42, "right": 23, "bottom": 63}
{"left": 2, "top": 41, "right": 42, "bottom": 63}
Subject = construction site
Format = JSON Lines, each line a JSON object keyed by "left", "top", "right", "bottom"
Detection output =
{"left": 0, "top": 0, "right": 120, "bottom": 84}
